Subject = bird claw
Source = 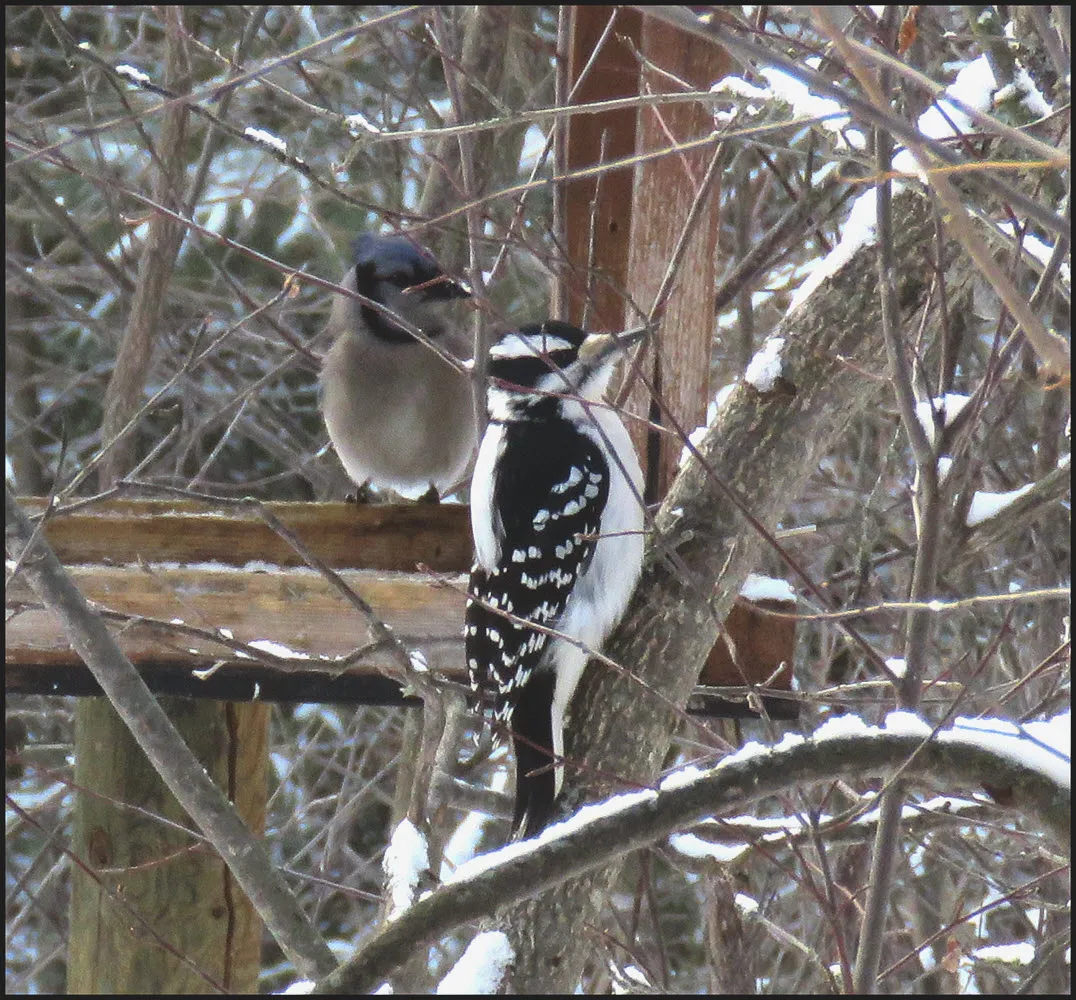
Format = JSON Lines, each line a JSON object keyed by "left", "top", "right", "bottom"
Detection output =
{"left": 346, "top": 482, "right": 375, "bottom": 505}
{"left": 417, "top": 484, "right": 441, "bottom": 504}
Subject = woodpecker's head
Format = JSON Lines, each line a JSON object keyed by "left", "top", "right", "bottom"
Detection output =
{"left": 487, "top": 320, "right": 644, "bottom": 411}
{"left": 339, "top": 233, "right": 471, "bottom": 343}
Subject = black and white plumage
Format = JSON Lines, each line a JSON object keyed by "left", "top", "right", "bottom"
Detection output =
{"left": 466, "top": 320, "right": 645, "bottom": 839}
{"left": 320, "top": 233, "right": 475, "bottom": 498}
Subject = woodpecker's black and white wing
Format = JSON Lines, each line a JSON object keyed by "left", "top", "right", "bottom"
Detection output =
{"left": 466, "top": 421, "right": 609, "bottom": 709}
{"left": 465, "top": 320, "right": 645, "bottom": 839}
{"left": 466, "top": 420, "right": 610, "bottom": 833}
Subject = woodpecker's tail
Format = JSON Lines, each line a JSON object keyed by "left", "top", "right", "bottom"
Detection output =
{"left": 510, "top": 670, "right": 557, "bottom": 840}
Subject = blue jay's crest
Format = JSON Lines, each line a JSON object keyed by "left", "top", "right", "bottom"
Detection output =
{"left": 351, "top": 233, "right": 470, "bottom": 303}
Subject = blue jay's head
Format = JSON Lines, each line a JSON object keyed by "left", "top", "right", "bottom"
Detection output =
{"left": 348, "top": 233, "right": 471, "bottom": 343}
{"left": 487, "top": 320, "right": 645, "bottom": 410}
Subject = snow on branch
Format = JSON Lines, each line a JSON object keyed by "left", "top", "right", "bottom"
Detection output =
{"left": 435, "top": 931, "right": 513, "bottom": 995}
{"left": 383, "top": 818, "right": 430, "bottom": 921}
{"left": 316, "top": 712, "right": 1069, "bottom": 993}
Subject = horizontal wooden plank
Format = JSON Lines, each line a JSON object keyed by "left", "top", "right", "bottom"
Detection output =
{"left": 16, "top": 497, "right": 472, "bottom": 572}
{"left": 7, "top": 563, "right": 467, "bottom": 685}
{"left": 8, "top": 497, "right": 797, "bottom": 714}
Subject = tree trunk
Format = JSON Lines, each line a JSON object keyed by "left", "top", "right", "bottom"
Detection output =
{"left": 503, "top": 188, "right": 967, "bottom": 992}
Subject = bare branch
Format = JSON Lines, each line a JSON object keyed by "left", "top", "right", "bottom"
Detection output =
{"left": 316, "top": 724, "right": 1068, "bottom": 993}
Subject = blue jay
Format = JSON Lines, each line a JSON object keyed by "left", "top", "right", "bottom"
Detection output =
{"left": 466, "top": 321, "right": 645, "bottom": 838}
{"left": 320, "top": 233, "right": 476, "bottom": 499}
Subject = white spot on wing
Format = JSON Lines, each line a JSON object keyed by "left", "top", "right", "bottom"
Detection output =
{"left": 552, "top": 467, "right": 583, "bottom": 494}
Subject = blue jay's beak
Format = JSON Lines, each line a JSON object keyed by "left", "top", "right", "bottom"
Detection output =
{"left": 577, "top": 325, "right": 648, "bottom": 369}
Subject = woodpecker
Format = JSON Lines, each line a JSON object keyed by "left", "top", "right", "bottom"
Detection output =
{"left": 320, "top": 233, "right": 476, "bottom": 499}
{"left": 466, "top": 320, "right": 645, "bottom": 838}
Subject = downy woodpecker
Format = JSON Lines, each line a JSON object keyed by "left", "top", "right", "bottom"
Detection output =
{"left": 466, "top": 320, "right": 645, "bottom": 838}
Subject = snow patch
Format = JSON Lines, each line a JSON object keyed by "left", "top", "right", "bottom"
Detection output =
{"left": 812, "top": 714, "right": 875, "bottom": 741}
{"left": 744, "top": 336, "right": 786, "bottom": 391}
{"left": 757, "top": 67, "right": 865, "bottom": 149}
{"left": 735, "top": 892, "right": 760, "bottom": 914}
{"left": 945, "top": 713, "right": 1070, "bottom": 789}
{"left": 916, "top": 55, "right": 997, "bottom": 141}
{"left": 248, "top": 638, "right": 309, "bottom": 660}
{"left": 244, "top": 127, "right": 288, "bottom": 154}
{"left": 885, "top": 657, "right": 907, "bottom": 678}
{"left": 383, "top": 818, "right": 429, "bottom": 920}
{"left": 115, "top": 64, "right": 151, "bottom": 87}
{"left": 789, "top": 188, "right": 881, "bottom": 311}
{"left": 914, "top": 393, "right": 972, "bottom": 443}
{"left": 966, "top": 484, "right": 1035, "bottom": 527}
{"left": 667, "top": 832, "right": 749, "bottom": 864}
{"left": 740, "top": 573, "right": 796, "bottom": 603}
{"left": 971, "top": 941, "right": 1036, "bottom": 965}
{"left": 437, "top": 931, "right": 513, "bottom": 994}
{"left": 346, "top": 111, "right": 382, "bottom": 136}
{"left": 446, "top": 788, "right": 658, "bottom": 884}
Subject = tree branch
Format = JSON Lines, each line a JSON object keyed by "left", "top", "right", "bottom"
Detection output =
{"left": 503, "top": 179, "right": 970, "bottom": 991}
{"left": 315, "top": 722, "right": 1068, "bottom": 993}
{"left": 5, "top": 487, "right": 338, "bottom": 981}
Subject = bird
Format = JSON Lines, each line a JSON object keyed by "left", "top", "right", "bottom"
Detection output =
{"left": 320, "top": 232, "right": 476, "bottom": 500}
{"left": 465, "top": 319, "right": 645, "bottom": 839}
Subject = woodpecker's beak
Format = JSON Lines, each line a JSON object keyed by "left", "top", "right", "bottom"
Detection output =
{"left": 577, "top": 325, "right": 648, "bottom": 369}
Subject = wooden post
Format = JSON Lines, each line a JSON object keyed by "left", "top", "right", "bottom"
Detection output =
{"left": 559, "top": 6, "right": 642, "bottom": 332}
{"left": 68, "top": 698, "right": 267, "bottom": 993}
{"left": 623, "top": 16, "right": 729, "bottom": 501}
{"left": 561, "top": 10, "right": 793, "bottom": 700}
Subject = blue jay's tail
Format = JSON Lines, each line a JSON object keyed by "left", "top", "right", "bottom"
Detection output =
{"left": 510, "top": 670, "right": 557, "bottom": 840}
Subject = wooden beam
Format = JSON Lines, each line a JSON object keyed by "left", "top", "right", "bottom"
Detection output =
{"left": 15, "top": 497, "right": 471, "bottom": 572}
{"left": 623, "top": 15, "right": 729, "bottom": 500}
{"left": 7, "top": 497, "right": 794, "bottom": 713}
{"left": 7, "top": 498, "right": 468, "bottom": 699}
{"left": 559, "top": 6, "right": 642, "bottom": 331}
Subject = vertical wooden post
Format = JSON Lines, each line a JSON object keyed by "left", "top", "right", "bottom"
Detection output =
{"left": 623, "top": 17, "right": 729, "bottom": 501}
{"left": 68, "top": 699, "right": 267, "bottom": 993}
{"left": 558, "top": 6, "right": 642, "bottom": 332}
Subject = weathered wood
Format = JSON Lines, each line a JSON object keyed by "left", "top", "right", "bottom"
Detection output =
{"left": 16, "top": 497, "right": 471, "bottom": 572}
{"left": 699, "top": 598, "right": 795, "bottom": 689}
{"left": 7, "top": 498, "right": 790, "bottom": 706}
{"left": 6, "top": 563, "right": 467, "bottom": 699}
{"left": 67, "top": 697, "right": 268, "bottom": 993}
{"left": 7, "top": 564, "right": 466, "bottom": 664}
{"left": 8, "top": 499, "right": 469, "bottom": 697}
{"left": 623, "top": 15, "right": 728, "bottom": 499}
{"left": 559, "top": 6, "right": 641, "bottom": 332}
